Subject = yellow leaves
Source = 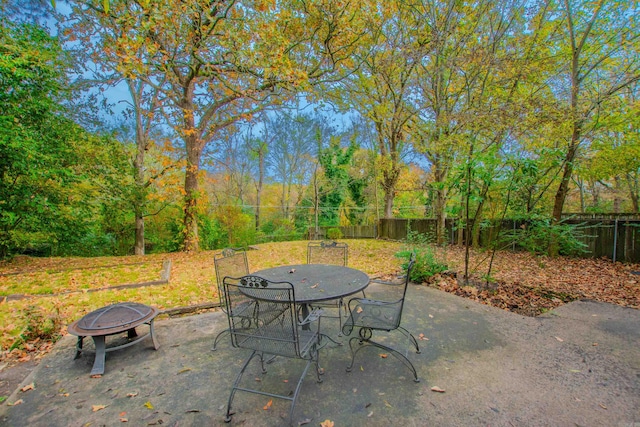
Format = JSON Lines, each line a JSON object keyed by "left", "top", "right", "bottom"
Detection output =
{"left": 182, "top": 128, "right": 197, "bottom": 137}
{"left": 320, "top": 420, "right": 334, "bottom": 427}
{"left": 144, "top": 401, "right": 154, "bottom": 409}
{"left": 92, "top": 404, "right": 107, "bottom": 412}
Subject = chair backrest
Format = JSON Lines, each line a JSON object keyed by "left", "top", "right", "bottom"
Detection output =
{"left": 214, "top": 248, "right": 249, "bottom": 311}
{"left": 223, "top": 275, "right": 303, "bottom": 359}
{"left": 307, "top": 240, "right": 348, "bottom": 266}
{"left": 393, "top": 252, "right": 416, "bottom": 329}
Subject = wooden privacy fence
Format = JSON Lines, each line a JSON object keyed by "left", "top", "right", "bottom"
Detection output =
{"left": 308, "top": 225, "right": 378, "bottom": 240}
{"left": 314, "top": 216, "right": 640, "bottom": 263}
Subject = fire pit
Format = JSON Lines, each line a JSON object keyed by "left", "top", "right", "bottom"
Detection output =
{"left": 67, "top": 302, "right": 160, "bottom": 376}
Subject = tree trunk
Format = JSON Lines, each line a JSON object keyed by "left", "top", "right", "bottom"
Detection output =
{"left": 182, "top": 96, "right": 203, "bottom": 252}
{"left": 433, "top": 158, "right": 447, "bottom": 245}
{"left": 552, "top": 128, "right": 580, "bottom": 223}
{"left": 133, "top": 128, "right": 146, "bottom": 255}
{"left": 255, "top": 145, "right": 264, "bottom": 230}
{"left": 134, "top": 210, "right": 145, "bottom": 255}
{"left": 589, "top": 179, "right": 600, "bottom": 208}
{"left": 472, "top": 201, "right": 484, "bottom": 248}
{"left": 183, "top": 144, "right": 201, "bottom": 252}
{"left": 383, "top": 190, "right": 394, "bottom": 218}
{"left": 131, "top": 81, "right": 149, "bottom": 256}
{"left": 457, "top": 193, "right": 465, "bottom": 245}
{"left": 626, "top": 173, "right": 639, "bottom": 213}
{"left": 613, "top": 175, "right": 622, "bottom": 213}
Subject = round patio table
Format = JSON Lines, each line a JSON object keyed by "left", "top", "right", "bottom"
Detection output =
{"left": 252, "top": 264, "right": 370, "bottom": 319}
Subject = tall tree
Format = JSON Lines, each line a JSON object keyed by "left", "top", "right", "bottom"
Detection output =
{"left": 550, "top": 0, "right": 640, "bottom": 222}
{"left": 317, "top": 135, "right": 357, "bottom": 226}
{"left": 0, "top": 22, "right": 132, "bottom": 257}
{"left": 336, "top": 0, "right": 422, "bottom": 218}
{"left": 60, "top": 3, "right": 176, "bottom": 255}
{"left": 587, "top": 87, "right": 640, "bottom": 212}
{"left": 264, "top": 110, "right": 319, "bottom": 220}
{"left": 66, "top": 0, "right": 367, "bottom": 251}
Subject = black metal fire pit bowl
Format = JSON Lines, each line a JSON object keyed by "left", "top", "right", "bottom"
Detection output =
{"left": 67, "top": 302, "right": 160, "bottom": 376}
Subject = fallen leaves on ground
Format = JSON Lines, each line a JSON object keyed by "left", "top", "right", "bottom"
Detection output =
{"left": 429, "top": 247, "right": 640, "bottom": 317}
{"left": 263, "top": 399, "right": 272, "bottom": 410}
{"left": 430, "top": 386, "right": 446, "bottom": 393}
{"left": 320, "top": 420, "right": 334, "bottom": 427}
{"left": 92, "top": 404, "right": 107, "bottom": 412}
{"left": 20, "top": 383, "right": 34, "bottom": 392}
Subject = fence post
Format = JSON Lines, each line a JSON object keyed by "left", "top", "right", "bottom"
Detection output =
{"left": 613, "top": 219, "right": 618, "bottom": 262}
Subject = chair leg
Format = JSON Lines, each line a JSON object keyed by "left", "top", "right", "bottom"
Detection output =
{"left": 288, "top": 357, "right": 314, "bottom": 423}
{"left": 313, "top": 344, "right": 324, "bottom": 383}
{"left": 397, "top": 326, "right": 421, "bottom": 354}
{"left": 345, "top": 335, "right": 420, "bottom": 382}
{"left": 319, "top": 333, "right": 342, "bottom": 348}
{"left": 225, "top": 350, "right": 260, "bottom": 423}
{"left": 212, "top": 328, "right": 230, "bottom": 351}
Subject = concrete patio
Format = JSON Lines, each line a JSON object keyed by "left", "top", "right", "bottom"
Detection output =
{"left": 1, "top": 282, "right": 639, "bottom": 426}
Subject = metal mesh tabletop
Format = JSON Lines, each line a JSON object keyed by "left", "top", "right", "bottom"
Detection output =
{"left": 252, "top": 264, "right": 369, "bottom": 304}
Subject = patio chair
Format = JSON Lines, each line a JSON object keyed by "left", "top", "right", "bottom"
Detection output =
{"left": 223, "top": 275, "right": 324, "bottom": 425}
{"left": 341, "top": 253, "right": 421, "bottom": 382}
{"left": 212, "top": 248, "right": 250, "bottom": 350}
{"left": 307, "top": 241, "right": 362, "bottom": 333}
{"left": 307, "top": 240, "right": 348, "bottom": 265}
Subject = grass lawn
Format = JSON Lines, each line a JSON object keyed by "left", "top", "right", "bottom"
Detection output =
{"left": 2, "top": 238, "right": 638, "bottom": 360}
{"left": 0, "top": 239, "right": 404, "bottom": 354}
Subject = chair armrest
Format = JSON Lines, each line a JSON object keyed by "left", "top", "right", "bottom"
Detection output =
{"left": 369, "top": 275, "right": 406, "bottom": 286}
{"left": 347, "top": 297, "right": 400, "bottom": 312}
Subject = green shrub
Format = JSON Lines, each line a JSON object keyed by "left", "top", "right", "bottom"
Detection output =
{"left": 503, "top": 219, "right": 589, "bottom": 257}
{"left": 327, "top": 227, "right": 343, "bottom": 240}
{"left": 405, "top": 229, "right": 435, "bottom": 246}
{"left": 12, "top": 304, "right": 63, "bottom": 350}
{"left": 396, "top": 247, "right": 448, "bottom": 283}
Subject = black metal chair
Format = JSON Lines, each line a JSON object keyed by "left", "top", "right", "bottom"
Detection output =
{"left": 223, "top": 275, "right": 324, "bottom": 425}
{"left": 307, "top": 240, "right": 348, "bottom": 265}
{"left": 306, "top": 241, "right": 360, "bottom": 333}
{"left": 212, "top": 248, "right": 251, "bottom": 350}
{"left": 341, "top": 253, "right": 421, "bottom": 382}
